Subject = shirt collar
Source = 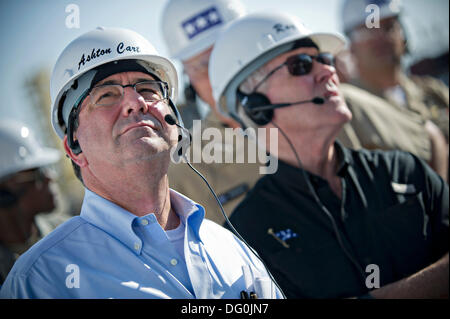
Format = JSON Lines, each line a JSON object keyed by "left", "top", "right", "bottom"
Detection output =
{"left": 169, "top": 188, "right": 206, "bottom": 242}
{"left": 80, "top": 188, "right": 142, "bottom": 254}
{"left": 80, "top": 188, "right": 206, "bottom": 255}
{"left": 273, "top": 141, "right": 352, "bottom": 193}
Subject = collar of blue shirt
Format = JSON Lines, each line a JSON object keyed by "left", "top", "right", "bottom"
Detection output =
{"left": 80, "top": 188, "right": 206, "bottom": 256}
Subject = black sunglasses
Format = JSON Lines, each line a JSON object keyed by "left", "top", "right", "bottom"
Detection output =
{"left": 253, "top": 52, "right": 335, "bottom": 92}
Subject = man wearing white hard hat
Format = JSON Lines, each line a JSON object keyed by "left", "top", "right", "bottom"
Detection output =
{"left": 0, "top": 27, "right": 282, "bottom": 299}
{"left": 341, "top": 0, "right": 449, "bottom": 179}
{"left": 161, "top": 0, "right": 261, "bottom": 225}
{"left": 0, "top": 121, "right": 61, "bottom": 284}
{"left": 209, "top": 11, "right": 448, "bottom": 298}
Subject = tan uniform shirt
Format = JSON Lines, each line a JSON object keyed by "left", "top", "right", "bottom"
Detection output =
{"left": 168, "top": 113, "right": 261, "bottom": 225}
{"left": 338, "top": 83, "right": 432, "bottom": 162}
{"left": 352, "top": 74, "right": 449, "bottom": 141}
{"left": 396, "top": 74, "right": 449, "bottom": 141}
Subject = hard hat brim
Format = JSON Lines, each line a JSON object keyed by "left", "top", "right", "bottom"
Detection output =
{"left": 0, "top": 148, "right": 60, "bottom": 181}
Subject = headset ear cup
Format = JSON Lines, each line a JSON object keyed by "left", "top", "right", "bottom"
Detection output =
{"left": 0, "top": 189, "right": 18, "bottom": 208}
{"left": 240, "top": 92, "right": 274, "bottom": 126}
{"left": 168, "top": 98, "right": 191, "bottom": 160}
{"left": 67, "top": 107, "right": 82, "bottom": 155}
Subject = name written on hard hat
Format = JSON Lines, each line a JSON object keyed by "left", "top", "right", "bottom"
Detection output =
{"left": 273, "top": 23, "right": 296, "bottom": 34}
{"left": 77, "top": 42, "right": 141, "bottom": 70}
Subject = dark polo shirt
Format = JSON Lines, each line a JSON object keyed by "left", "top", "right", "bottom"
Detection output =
{"left": 227, "top": 142, "right": 449, "bottom": 298}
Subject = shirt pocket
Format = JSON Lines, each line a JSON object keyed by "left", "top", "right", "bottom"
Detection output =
{"left": 371, "top": 192, "right": 431, "bottom": 277}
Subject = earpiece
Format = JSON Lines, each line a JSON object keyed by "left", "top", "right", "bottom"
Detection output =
{"left": 0, "top": 189, "right": 19, "bottom": 208}
{"left": 67, "top": 107, "right": 82, "bottom": 155}
{"left": 237, "top": 90, "right": 274, "bottom": 126}
{"left": 237, "top": 90, "right": 325, "bottom": 126}
{"left": 166, "top": 99, "right": 191, "bottom": 161}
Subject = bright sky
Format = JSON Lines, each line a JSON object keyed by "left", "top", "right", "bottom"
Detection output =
{"left": 0, "top": 0, "right": 448, "bottom": 144}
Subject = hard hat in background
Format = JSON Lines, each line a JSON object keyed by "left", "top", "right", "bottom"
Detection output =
{"left": 0, "top": 120, "right": 60, "bottom": 181}
{"left": 160, "top": 0, "right": 246, "bottom": 61}
{"left": 342, "top": 0, "right": 402, "bottom": 34}
{"left": 209, "top": 11, "right": 346, "bottom": 119}
{"left": 50, "top": 27, "right": 179, "bottom": 139}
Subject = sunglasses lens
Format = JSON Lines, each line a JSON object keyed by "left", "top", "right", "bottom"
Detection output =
{"left": 317, "top": 53, "right": 334, "bottom": 66}
{"left": 286, "top": 54, "right": 313, "bottom": 76}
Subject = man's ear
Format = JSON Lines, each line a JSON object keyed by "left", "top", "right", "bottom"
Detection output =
{"left": 63, "top": 135, "right": 88, "bottom": 167}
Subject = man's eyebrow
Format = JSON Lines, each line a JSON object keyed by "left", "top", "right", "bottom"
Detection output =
{"left": 95, "top": 79, "right": 119, "bottom": 86}
{"left": 94, "top": 77, "right": 156, "bottom": 87}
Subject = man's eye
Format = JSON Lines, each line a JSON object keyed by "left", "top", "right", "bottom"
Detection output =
{"left": 94, "top": 91, "right": 120, "bottom": 105}
{"left": 138, "top": 88, "right": 157, "bottom": 94}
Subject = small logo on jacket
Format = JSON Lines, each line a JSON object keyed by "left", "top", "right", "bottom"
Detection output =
{"left": 267, "top": 228, "right": 298, "bottom": 248}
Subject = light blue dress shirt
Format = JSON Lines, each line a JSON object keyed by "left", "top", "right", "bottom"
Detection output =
{"left": 0, "top": 188, "right": 281, "bottom": 299}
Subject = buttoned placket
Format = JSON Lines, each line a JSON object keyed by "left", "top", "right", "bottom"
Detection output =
{"left": 133, "top": 215, "right": 194, "bottom": 297}
{"left": 184, "top": 223, "right": 217, "bottom": 299}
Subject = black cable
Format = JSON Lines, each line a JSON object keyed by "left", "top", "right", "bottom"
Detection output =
{"left": 270, "top": 120, "right": 367, "bottom": 282}
{"left": 183, "top": 156, "right": 287, "bottom": 299}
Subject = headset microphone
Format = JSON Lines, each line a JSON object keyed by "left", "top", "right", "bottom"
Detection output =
{"left": 164, "top": 114, "right": 192, "bottom": 141}
{"left": 238, "top": 90, "right": 326, "bottom": 126}
{"left": 250, "top": 97, "right": 324, "bottom": 112}
{"left": 164, "top": 114, "right": 178, "bottom": 126}
{"left": 164, "top": 114, "right": 192, "bottom": 161}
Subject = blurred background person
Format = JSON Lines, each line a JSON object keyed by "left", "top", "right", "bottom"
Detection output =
{"left": 160, "top": 0, "right": 261, "bottom": 225}
{"left": 0, "top": 120, "right": 66, "bottom": 285}
{"left": 337, "top": 0, "right": 449, "bottom": 181}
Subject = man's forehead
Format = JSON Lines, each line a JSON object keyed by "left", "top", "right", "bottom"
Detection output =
{"left": 269, "top": 46, "right": 319, "bottom": 65}
{"left": 183, "top": 46, "right": 213, "bottom": 66}
{"left": 96, "top": 71, "right": 156, "bottom": 86}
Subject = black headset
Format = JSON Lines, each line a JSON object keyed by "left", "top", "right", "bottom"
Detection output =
{"left": 237, "top": 90, "right": 275, "bottom": 126}
{"left": 237, "top": 89, "right": 325, "bottom": 126}
{"left": 0, "top": 189, "right": 18, "bottom": 208}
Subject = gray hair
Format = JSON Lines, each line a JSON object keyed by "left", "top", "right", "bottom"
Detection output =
{"left": 238, "top": 64, "right": 270, "bottom": 94}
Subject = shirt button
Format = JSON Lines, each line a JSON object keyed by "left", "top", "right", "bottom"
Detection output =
{"left": 170, "top": 258, "right": 178, "bottom": 266}
{"left": 141, "top": 219, "right": 149, "bottom": 226}
{"left": 134, "top": 243, "right": 140, "bottom": 251}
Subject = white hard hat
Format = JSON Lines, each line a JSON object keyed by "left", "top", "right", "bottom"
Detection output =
{"left": 50, "top": 27, "right": 179, "bottom": 139}
{"left": 0, "top": 120, "right": 60, "bottom": 181}
{"left": 209, "top": 11, "right": 346, "bottom": 118}
{"left": 160, "top": 0, "right": 246, "bottom": 61}
{"left": 342, "top": 0, "right": 402, "bottom": 34}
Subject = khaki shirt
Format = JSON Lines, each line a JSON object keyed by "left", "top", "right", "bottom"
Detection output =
{"left": 338, "top": 83, "right": 432, "bottom": 162}
{"left": 168, "top": 113, "right": 261, "bottom": 225}
{"left": 352, "top": 74, "right": 449, "bottom": 141}
{"left": 397, "top": 74, "right": 449, "bottom": 141}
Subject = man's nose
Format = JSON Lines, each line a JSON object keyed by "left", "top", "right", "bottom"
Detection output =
{"left": 313, "top": 61, "right": 336, "bottom": 84}
{"left": 121, "top": 86, "right": 149, "bottom": 116}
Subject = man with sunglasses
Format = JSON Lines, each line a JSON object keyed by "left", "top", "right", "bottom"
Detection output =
{"left": 341, "top": 0, "right": 449, "bottom": 180}
{"left": 0, "top": 121, "right": 61, "bottom": 285}
{"left": 0, "top": 27, "right": 282, "bottom": 299}
{"left": 209, "top": 12, "right": 448, "bottom": 298}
